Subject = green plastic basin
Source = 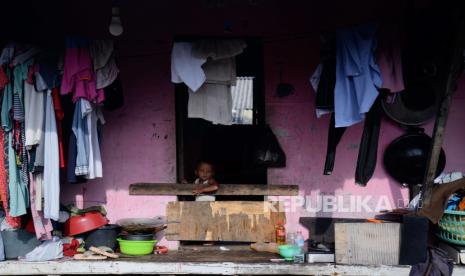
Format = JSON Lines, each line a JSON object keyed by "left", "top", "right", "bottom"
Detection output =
{"left": 117, "top": 238, "right": 157, "bottom": 256}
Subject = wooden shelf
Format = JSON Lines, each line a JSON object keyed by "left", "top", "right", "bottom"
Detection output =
{"left": 129, "top": 183, "right": 298, "bottom": 196}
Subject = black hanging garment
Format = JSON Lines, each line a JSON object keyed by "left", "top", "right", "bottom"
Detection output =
{"left": 355, "top": 97, "right": 382, "bottom": 186}
{"left": 323, "top": 113, "right": 346, "bottom": 175}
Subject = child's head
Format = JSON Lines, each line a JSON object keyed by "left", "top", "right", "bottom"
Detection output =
{"left": 195, "top": 161, "right": 214, "bottom": 181}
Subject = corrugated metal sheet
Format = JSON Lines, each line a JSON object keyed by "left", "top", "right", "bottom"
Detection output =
{"left": 231, "top": 76, "right": 254, "bottom": 110}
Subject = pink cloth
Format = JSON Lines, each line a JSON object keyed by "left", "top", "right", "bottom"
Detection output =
{"left": 29, "top": 172, "right": 53, "bottom": 240}
{"left": 376, "top": 24, "right": 405, "bottom": 93}
{"left": 61, "top": 46, "right": 104, "bottom": 103}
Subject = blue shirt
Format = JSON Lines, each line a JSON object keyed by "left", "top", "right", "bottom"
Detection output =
{"left": 334, "top": 23, "right": 381, "bottom": 127}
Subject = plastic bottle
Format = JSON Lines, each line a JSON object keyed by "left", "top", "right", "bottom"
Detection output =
{"left": 295, "top": 231, "right": 305, "bottom": 253}
{"left": 275, "top": 222, "right": 286, "bottom": 245}
{"left": 293, "top": 231, "right": 305, "bottom": 263}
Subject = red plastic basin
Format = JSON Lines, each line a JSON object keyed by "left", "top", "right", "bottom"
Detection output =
{"left": 64, "top": 211, "right": 109, "bottom": 236}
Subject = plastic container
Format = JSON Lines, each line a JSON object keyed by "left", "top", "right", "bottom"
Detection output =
{"left": 65, "top": 211, "right": 109, "bottom": 236}
{"left": 278, "top": 244, "right": 300, "bottom": 261}
{"left": 117, "top": 238, "right": 157, "bottom": 256}
{"left": 437, "top": 210, "right": 465, "bottom": 245}
{"left": 84, "top": 224, "right": 121, "bottom": 250}
{"left": 1, "top": 229, "right": 41, "bottom": 259}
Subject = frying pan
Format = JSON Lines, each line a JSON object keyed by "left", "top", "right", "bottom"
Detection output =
{"left": 383, "top": 131, "right": 446, "bottom": 185}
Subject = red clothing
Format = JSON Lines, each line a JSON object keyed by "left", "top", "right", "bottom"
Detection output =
{"left": 52, "top": 88, "right": 65, "bottom": 168}
{"left": 0, "top": 66, "right": 8, "bottom": 90}
{"left": 0, "top": 130, "right": 21, "bottom": 228}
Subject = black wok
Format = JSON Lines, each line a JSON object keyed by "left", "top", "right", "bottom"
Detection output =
{"left": 383, "top": 131, "right": 446, "bottom": 185}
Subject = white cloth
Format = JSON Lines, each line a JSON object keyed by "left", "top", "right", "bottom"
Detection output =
{"left": 90, "top": 40, "right": 114, "bottom": 70}
{"left": 22, "top": 236, "right": 63, "bottom": 262}
{"left": 171, "top": 42, "right": 206, "bottom": 92}
{"left": 34, "top": 173, "right": 43, "bottom": 211}
{"left": 81, "top": 100, "right": 103, "bottom": 179}
{"left": 188, "top": 58, "right": 235, "bottom": 125}
{"left": 24, "top": 83, "right": 45, "bottom": 148}
{"left": 96, "top": 56, "right": 119, "bottom": 89}
{"left": 43, "top": 91, "right": 60, "bottom": 221}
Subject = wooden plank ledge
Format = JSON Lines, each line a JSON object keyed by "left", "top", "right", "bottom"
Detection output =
{"left": 129, "top": 183, "right": 299, "bottom": 196}
{"left": 0, "top": 260, "right": 440, "bottom": 275}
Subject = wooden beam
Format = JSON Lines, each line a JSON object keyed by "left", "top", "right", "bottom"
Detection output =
{"left": 129, "top": 183, "right": 299, "bottom": 196}
{"left": 422, "top": 7, "right": 465, "bottom": 209}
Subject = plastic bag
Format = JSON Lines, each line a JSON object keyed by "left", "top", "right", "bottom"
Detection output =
{"left": 252, "top": 125, "right": 286, "bottom": 167}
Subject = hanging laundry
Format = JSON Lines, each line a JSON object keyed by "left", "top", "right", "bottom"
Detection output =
{"left": 0, "top": 42, "right": 15, "bottom": 66}
{"left": 71, "top": 98, "right": 104, "bottom": 180}
{"left": 1, "top": 68, "right": 13, "bottom": 132}
{"left": 29, "top": 172, "right": 52, "bottom": 240}
{"left": 334, "top": 23, "right": 381, "bottom": 127}
{"left": 89, "top": 40, "right": 114, "bottom": 70}
{"left": 377, "top": 23, "right": 405, "bottom": 93}
{"left": 72, "top": 99, "right": 89, "bottom": 176}
{"left": 52, "top": 88, "right": 65, "bottom": 168}
{"left": 61, "top": 38, "right": 104, "bottom": 103}
{"left": 188, "top": 57, "right": 235, "bottom": 125}
{"left": 36, "top": 51, "right": 60, "bottom": 89}
{"left": 0, "top": 130, "right": 21, "bottom": 228}
{"left": 171, "top": 42, "right": 207, "bottom": 92}
{"left": 8, "top": 131, "right": 28, "bottom": 217}
{"left": 323, "top": 113, "right": 347, "bottom": 175}
{"left": 12, "top": 47, "right": 40, "bottom": 67}
{"left": 89, "top": 40, "right": 119, "bottom": 90}
{"left": 354, "top": 97, "right": 383, "bottom": 186}
{"left": 0, "top": 66, "right": 8, "bottom": 90}
{"left": 24, "top": 83, "right": 45, "bottom": 148}
{"left": 82, "top": 99, "right": 104, "bottom": 179}
{"left": 43, "top": 90, "right": 60, "bottom": 221}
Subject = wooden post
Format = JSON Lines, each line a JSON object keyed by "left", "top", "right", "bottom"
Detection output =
{"left": 421, "top": 9, "right": 465, "bottom": 208}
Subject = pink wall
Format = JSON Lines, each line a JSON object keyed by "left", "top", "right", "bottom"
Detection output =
{"left": 60, "top": 0, "right": 465, "bottom": 245}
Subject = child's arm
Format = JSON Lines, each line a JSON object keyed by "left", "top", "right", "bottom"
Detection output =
{"left": 193, "top": 179, "right": 219, "bottom": 195}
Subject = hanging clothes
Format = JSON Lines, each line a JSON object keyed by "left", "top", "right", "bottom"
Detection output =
{"left": 82, "top": 99, "right": 104, "bottom": 179}
{"left": 171, "top": 42, "right": 207, "bottom": 92}
{"left": 24, "top": 83, "right": 45, "bottom": 148}
{"left": 187, "top": 57, "right": 235, "bottom": 125}
{"left": 51, "top": 88, "right": 65, "bottom": 168}
{"left": 334, "top": 23, "right": 381, "bottom": 127}
{"left": 0, "top": 130, "right": 21, "bottom": 228}
{"left": 61, "top": 38, "right": 104, "bottom": 103}
{"left": 323, "top": 113, "right": 347, "bottom": 175}
{"left": 8, "top": 131, "right": 28, "bottom": 217}
{"left": 29, "top": 172, "right": 52, "bottom": 240}
{"left": 1, "top": 68, "right": 13, "bottom": 132}
{"left": 72, "top": 99, "right": 89, "bottom": 176}
{"left": 355, "top": 97, "right": 382, "bottom": 186}
{"left": 377, "top": 24, "right": 405, "bottom": 93}
{"left": 43, "top": 90, "right": 59, "bottom": 221}
{"left": 89, "top": 40, "right": 119, "bottom": 90}
{"left": 0, "top": 43, "right": 15, "bottom": 66}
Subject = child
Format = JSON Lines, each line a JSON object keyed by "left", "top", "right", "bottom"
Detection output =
{"left": 192, "top": 161, "right": 219, "bottom": 201}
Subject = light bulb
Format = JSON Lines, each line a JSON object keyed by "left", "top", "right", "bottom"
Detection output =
{"left": 109, "top": 7, "right": 123, "bottom": 36}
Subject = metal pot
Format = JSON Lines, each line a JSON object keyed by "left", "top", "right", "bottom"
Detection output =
{"left": 120, "top": 233, "right": 154, "bottom": 241}
{"left": 383, "top": 130, "right": 446, "bottom": 185}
